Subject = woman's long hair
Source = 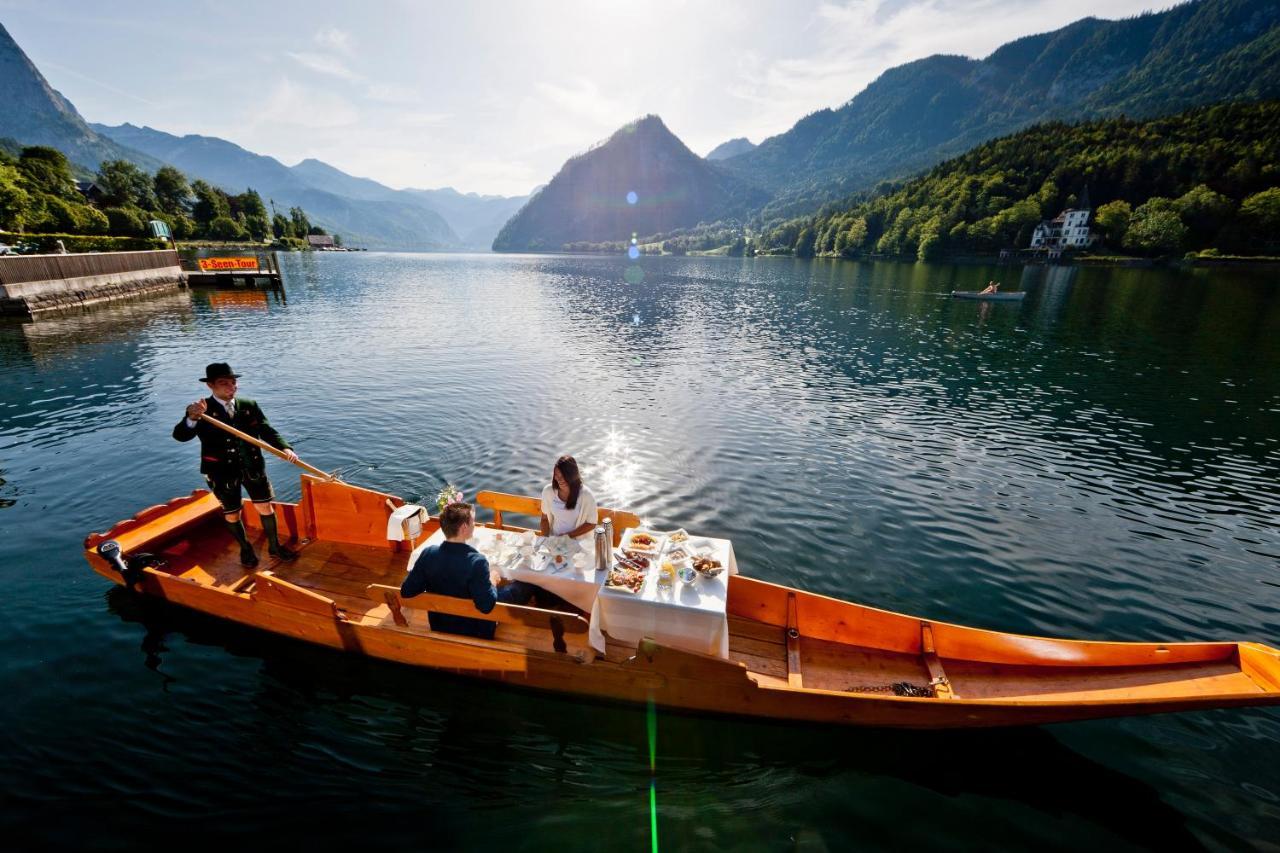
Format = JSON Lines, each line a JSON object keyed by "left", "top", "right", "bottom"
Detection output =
{"left": 553, "top": 455, "right": 583, "bottom": 510}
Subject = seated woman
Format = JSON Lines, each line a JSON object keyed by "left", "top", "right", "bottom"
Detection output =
{"left": 539, "top": 455, "right": 598, "bottom": 539}
{"left": 979, "top": 281, "right": 1000, "bottom": 295}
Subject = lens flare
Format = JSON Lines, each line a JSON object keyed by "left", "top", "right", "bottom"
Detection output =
{"left": 628, "top": 246, "right": 641, "bottom": 260}
{"left": 627, "top": 191, "right": 639, "bottom": 205}
{"left": 625, "top": 265, "right": 644, "bottom": 284}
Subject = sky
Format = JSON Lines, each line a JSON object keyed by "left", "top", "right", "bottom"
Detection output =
{"left": 2, "top": 0, "right": 1169, "bottom": 197}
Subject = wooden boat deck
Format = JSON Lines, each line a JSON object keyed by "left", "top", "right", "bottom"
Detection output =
{"left": 86, "top": 483, "right": 1280, "bottom": 728}
{"left": 152, "top": 519, "right": 1266, "bottom": 704}
{"left": 155, "top": 518, "right": 794, "bottom": 677}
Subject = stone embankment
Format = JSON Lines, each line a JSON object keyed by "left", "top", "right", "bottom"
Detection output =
{"left": 0, "top": 250, "right": 184, "bottom": 318}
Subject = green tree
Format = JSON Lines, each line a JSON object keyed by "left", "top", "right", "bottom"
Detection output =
{"left": 208, "top": 215, "right": 248, "bottom": 241}
{"left": 1123, "top": 198, "right": 1187, "bottom": 255}
{"left": 271, "top": 212, "right": 290, "bottom": 239}
{"left": 97, "top": 160, "right": 156, "bottom": 209}
{"left": 104, "top": 206, "right": 146, "bottom": 236}
{"left": 288, "top": 206, "right": 311, "bottom": 238}
{"left": 0, "top": 163, "right": 32, "bottom": 230}
{"left": 191, "top": 180, "right": 230, "bottom": 225}
{"left": 794, "top": 226, "right": 815, "bottom": 258}
{"left": 153, "top": 166, "right": 193, "bottom": 216}
{"left": 79, "top": 205, "right": 109, "bottom": 235}
{"left": 1238, "top": 188, "right": 1280, "bottom": 251}
{"left": 17, "top": 146, "right": 77, "bottom": 198}
{"left": 1094, "top": 200, "right": 1132, "bottom": 246}
{"left": 1174, "top": 184, "right": 1234, "bottom": 247}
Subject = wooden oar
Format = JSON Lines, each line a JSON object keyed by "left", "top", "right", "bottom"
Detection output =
{"left": 198, "top": 414, "right": 338, "bottom": 481}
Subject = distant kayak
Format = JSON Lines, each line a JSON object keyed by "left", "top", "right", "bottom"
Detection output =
{"left": 952, "top": 290, "right": 1026, "bottom": 301}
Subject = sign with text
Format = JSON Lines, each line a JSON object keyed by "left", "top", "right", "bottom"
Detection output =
{"left": 198, "top": 256, "right": 259, "bottom": 272}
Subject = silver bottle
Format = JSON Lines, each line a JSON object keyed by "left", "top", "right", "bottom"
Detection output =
{"left": 593, "top": 526, "right": 609, "bottom": 572}
{"left": 601, "top": 517, "right": 614, "bottom": 558}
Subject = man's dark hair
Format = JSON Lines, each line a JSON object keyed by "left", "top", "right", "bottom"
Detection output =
{"left": 440, "top": 502, "right": 474, "bottom": 538}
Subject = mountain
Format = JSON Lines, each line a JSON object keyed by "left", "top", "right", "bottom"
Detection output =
{"left": 492, "top": 116, "right": 768, "bottom": 251}
{"left": 705, "top": 138, "right": 756, "bottom": 160}
{"left": 0, "top": 22, "right": 163, "bottom": 172}
{"left": 722, "top": 0, "right": 1280, "bottom": 211}
{"left": 400, "top": 186, "right": 530, "bottom": 249}
{"left": 93, "top": 123, "right": 460, "bottom": 250}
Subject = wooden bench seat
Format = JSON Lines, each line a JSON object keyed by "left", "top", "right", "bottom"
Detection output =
{"left": 366, "top": 583, "right": 593, "bottom": 661}
{"left": 474, "top": 490, "right": 640, "bottom": 545}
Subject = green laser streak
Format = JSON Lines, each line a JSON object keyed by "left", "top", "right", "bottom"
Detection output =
{"left": 648, "top": 695, "right": 658, "bottom": 853}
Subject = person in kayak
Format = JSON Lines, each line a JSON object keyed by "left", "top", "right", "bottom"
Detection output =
{"left": 173, "top": 362, "right": 299, "bottom": 567}
{"left": 400, "top": 501, "right": 537, "bottom": 639}
{"left": 979, "top": 281, "right": 1000, "bottom": 294}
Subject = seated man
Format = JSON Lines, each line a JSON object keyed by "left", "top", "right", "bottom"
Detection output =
{"left": 400, "top": 501, "right": 536, "bottom": 639}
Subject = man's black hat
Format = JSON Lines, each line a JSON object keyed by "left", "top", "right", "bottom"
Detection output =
{"left": 200, "top": 362, "right": 241, "bottom": 382}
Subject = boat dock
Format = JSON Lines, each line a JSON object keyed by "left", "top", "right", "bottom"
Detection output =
{"left": 183, "top": 251, "right": 284, "bottom": 290}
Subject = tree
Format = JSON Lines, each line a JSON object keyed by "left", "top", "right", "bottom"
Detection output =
{"left": 1123, "top": 198, "right": 1187, "bottom": 255}
{"left": 0, "top": 163, "right": 32, "bottom": 230}
{"left": 153, "top": 166, "right": 193, "bottom": 217}
{"left": 332, "top": 233, "right": 342, "bottom": 247}
{"left": 288, "top": 206, "right": 311, "bottom": 238}
{"left": 97, "top": 160, "right": 156, "bottom": 209}
{"left": 191, "top": 180, "right": 230, "bottom": 225}
{"left": 1094, "top": 200, "right": 1132, "bottom": 246}
{"left": 208, "top": 216, "right": 249, "bottom": 241}
{"left": 17, "top": 147, "right": 77, "bottom": 198}
{"left": 1174, "top": 185, "right": 1234, "bottom": 247}
{"left": 794, "top": 226, "right": 815, "bottom": 258}
{"left": 1239, "top": 188, "right": 1280, "bottom": 253}
{"left": 271, "top": 212, "right": 290, "bottom": 239}
{"left": 104, "top": 206, "right": 146, "bottom": 236}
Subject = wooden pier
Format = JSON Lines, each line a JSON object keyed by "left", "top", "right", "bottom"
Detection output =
{"left": 184, "top": 251, "right": 284, "bottom": 289}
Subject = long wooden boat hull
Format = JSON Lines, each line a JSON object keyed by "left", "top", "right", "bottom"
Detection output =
{"left": 84, "top": 480, "right": 1280, "bottom": 729}
{"left": 952, "top": 290, "right": 1026, "bottom": 300}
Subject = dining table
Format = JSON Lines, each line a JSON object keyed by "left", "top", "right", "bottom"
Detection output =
{"left": 410, "top": 526, "right": 739, "bottom": 659}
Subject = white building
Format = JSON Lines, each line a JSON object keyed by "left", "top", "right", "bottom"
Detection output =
{"left": 1030, "top": 187, "right": 1097, "bottom": 250}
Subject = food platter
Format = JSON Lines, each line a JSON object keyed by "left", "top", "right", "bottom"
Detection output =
{"left": 692, "top": 553, "right": 724, "bottom": 577}
{"left": 604, "top": 565, "right": 645, "bottom": 594}
{"left": 620, "top": 528, "right": 664, "bottom": 556}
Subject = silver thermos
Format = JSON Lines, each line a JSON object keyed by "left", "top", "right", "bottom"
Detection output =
{"left": 593, "top": 525, "right": 609, "bottom": 572}
{"left": 601, "top": 517, "right": 614, "bottom": 558}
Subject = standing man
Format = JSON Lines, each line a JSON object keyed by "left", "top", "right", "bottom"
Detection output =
{"left": 173, "top": 362, "right": 299, "bottom": 567}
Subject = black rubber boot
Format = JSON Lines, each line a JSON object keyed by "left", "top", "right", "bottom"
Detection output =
{"left": 226, "top": 518, "right": 258, "bottom": 567}
{"left": 262, "top": 513, "right": 298, "bottom": 560}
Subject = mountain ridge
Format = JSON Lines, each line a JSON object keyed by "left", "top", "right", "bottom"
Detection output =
{"left": 492, "top": 115, "right": 767, "bottom": 252}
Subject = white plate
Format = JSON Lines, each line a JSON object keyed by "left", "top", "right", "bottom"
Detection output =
{"left": 621, "top": 528, "right": 664, "bottom": 554}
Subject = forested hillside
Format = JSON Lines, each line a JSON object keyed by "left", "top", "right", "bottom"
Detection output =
{"left": 752, "top": 101, "right": 1280, "bottom": 260}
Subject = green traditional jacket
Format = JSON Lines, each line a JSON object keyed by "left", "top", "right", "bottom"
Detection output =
{"left": 172, "top": 396, "right": 292, "bottom": 478}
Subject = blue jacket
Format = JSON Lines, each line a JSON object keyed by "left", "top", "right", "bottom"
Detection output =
{"left": 401, "top": 542, "right": 498, "bottom": 639}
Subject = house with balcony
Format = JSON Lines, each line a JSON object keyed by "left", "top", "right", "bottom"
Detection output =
{"left": 1030, "top": 187, "right": 1097, "bottom": 251}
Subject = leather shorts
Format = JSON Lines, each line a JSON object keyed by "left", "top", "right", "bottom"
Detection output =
{"left": 204, "top": 469, "right": 275, "bottom": 512}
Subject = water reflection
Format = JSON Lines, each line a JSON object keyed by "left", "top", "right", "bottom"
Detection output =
{"left": 104, "top": 588, "right": 1206, "bottom": 850}
{"left": 7, "top": 253, "right": 1279, "bottom": 849}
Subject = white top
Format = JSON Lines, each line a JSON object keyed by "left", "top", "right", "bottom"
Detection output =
{"left": 540, "top": 483, "right": 597, "bottom": 536}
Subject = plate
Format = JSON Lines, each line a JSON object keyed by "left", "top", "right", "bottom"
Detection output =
{"left": 621, "top": 528, "right": 664, "bottom": 555}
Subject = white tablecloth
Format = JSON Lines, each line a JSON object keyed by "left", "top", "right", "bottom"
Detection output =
{"left": 411, "top": 526, "right": 738, "bottom": 659}
{"left": 593, "top": 535, "right": 737, "bottom": 659}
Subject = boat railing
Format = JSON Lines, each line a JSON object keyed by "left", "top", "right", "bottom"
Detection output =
{"left": 474, "top": 490, "right": 640, "bottom": 545}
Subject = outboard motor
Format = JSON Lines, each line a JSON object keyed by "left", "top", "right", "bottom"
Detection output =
{"left": 97, "top": 540, "right": 143, "bottom": 589}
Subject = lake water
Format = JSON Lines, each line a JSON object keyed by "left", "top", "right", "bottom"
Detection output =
{"left": 1, "top": 253, "right": 1277, "bottom": 850}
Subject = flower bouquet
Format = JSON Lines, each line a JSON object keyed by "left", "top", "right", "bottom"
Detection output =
{"left": 435, "top": 483, "right": 465, "bottom": 515}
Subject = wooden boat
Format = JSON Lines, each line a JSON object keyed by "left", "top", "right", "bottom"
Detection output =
{"left": 84, "top": 476, "right": 1280, "bottom": 729}
{"left": 952, "top": 290, "right": 1026, "bottom": 301}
